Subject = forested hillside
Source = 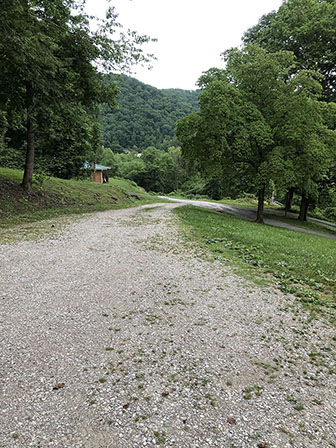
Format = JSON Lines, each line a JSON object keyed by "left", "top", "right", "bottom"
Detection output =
{"left": 1, "top": 0, "right": 335, "bottom": 224}
{"left": 102, "top": 75, "right": 199, "bottom": 151}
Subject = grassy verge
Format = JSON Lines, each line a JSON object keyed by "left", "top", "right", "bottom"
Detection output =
{"left": 167, "top": 193, "right": 258, "bottom": 207}
{"left": 0, "top": 168, "right": 160, "bottom": 242}
{"left": 174, "top": 206, "right": 336, "bottom": 318}
{"left": 167, "top": 192, "right": 335, "bottom": 236}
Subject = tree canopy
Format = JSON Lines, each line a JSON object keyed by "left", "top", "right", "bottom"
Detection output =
{"left": 177, "top": 44, "right": 335, "bottom": 222}
{"left": 0, "top": 0, "right": 153, "bottom": 190}
{"left": 101, "top": 75, "right": 199, "bottom": 152}
{"left": 243, "top": 0, "right": 336, "bottom": 102}
{"left": 243, "top": 0, "right": 336, "bottom": 218}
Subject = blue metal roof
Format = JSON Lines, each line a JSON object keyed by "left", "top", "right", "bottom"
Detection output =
{"left": 83, "top": 162, "right": 111, "bottom": 170}
{"left": 95, "top": 164, "right": 111, "bottom": 170}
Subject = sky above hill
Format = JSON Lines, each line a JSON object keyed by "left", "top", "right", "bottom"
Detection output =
{"left": 85, "top": 0, "right": 283, "bottom": 90}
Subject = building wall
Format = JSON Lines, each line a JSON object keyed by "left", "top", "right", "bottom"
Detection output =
{"left": 93, "top": 170, "right": 103, "bottom": 183}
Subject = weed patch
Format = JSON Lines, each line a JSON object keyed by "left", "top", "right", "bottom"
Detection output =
{"left": 174, "top": 206, "right": 336, "bottom": 316}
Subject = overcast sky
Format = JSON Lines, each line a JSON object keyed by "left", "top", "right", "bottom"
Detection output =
{"left": 85, "top": 0, "right": 283, "bottom": 90}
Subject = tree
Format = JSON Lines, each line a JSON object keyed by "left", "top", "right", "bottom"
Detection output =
{"left": 100, "top": 148, "right": 119, "bottom": 176}
{"left": 244, "top": 1, "right": 336, "bottom": 218}
{"left": 0, "top": 0, "right": 153, "bottom": 191}
{"left": 178, "top": 45, "right": 332, "bottom": 222}
{"left": 168, "top": 146, "right": 186, "bottom": 190}
{"left": 112, "top": 146, "right": 180, "bottom": 193}
{"left": 138, "top": 147, "right": 175, "bottom": 193}
{"left": 177, "top": 76, "right": 274, "bottom": 222}
{"left": 243, "top": 0, "right": 336, "bottom": 102}
{"left": 224, "top": 45, "right": 335, "bottom": 221}
{"left": 270, "top": 73, "right": 335, "bottom": 220}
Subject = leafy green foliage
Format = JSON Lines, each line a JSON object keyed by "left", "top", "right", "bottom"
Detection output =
{"left": 109, "top": 146, "right": 188, "bottom": 193}
{"left": 243, "top": 0, "right": 336, "bottom": 218}
{"left": 177, "top": 44, "right": 335, "bottom": 221}
{"left": 0, "top": 0, "right": 154, "bottom": 188}
{"left": 243, "top": 0, "right": 336, "bottom": 102}
{"left": 175, "top": 206, "right": 336, "bottom": 307}
{"left": 101, "top": 75, "right": 199, "bottom": 151}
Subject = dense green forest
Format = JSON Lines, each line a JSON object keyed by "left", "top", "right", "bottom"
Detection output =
{"left": 0, "top": 0, "right": 335, "bottom": 223}
{"left": 101, "top": 75, "right": 199, "bottom": 151}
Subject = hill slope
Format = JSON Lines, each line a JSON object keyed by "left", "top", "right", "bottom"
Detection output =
{"left": 0, "top": 167, "right": 157, "bottom": 240}
{"left": 102, "top": 75, "right": 199, "bottom": 151}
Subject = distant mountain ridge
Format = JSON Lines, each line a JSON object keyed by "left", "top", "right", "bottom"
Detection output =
{"left": 102, "top": 75, "right": 200, "bottom": 151}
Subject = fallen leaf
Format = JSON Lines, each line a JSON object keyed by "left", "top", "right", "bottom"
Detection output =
{"left": 257, "top": 444, "right": 268, "bottom": 448}
{"left": 161, "top": 391, "right": 169, "bottom": 397}
{"left": 123, "top": 403, "right": 130, "bottom": 409}
{"left": 227, "top": 417, "right": 236, "bottom": 425}
{"left": 53, "top": 383, "right": 65, "bottom": 390}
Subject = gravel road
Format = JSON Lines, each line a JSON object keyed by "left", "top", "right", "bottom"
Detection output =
{"left": 1, "top": 203, "right": 335, "bottom": 448}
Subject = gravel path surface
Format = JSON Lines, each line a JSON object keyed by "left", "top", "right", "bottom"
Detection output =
{"left": 1, "top": 203, "right": 335, "bottom": 448}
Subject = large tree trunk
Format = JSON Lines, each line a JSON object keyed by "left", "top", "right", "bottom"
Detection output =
{"left": 256, "top": 186, "right": 265, "bottom": 223}
{"left": 284, "top": 188, "right": 294, "bottom": 217}
{"left": 21, "top": 81, "right": 35, "bottom": 193}
{"left": 298, "top": 192, "right": 309, "bottom": 221}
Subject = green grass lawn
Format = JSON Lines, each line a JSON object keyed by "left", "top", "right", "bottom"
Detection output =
{"left": 174, "top": 206, "right": 336, "bottom": 315}
{"left": 167, "top": 192, "right": 335, "bottom": 236}
{"left": 0, "top": 167, "right": 158, "bottom": 231}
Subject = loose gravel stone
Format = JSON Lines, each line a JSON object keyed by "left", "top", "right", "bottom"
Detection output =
{"left": 1, "top": 203, "right": 335, "bottom": 447}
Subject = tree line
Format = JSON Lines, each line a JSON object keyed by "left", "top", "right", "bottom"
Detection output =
{"left": 99, "top": 145, "right": 237, "bottom": 198}
{"left": 0, "top": 0, "right": 153, "bottom": 191}
{"left": 177, "top": 0, "right": 336, "bottom": 222}
{"left": 1, "top": 0, "right": 335, "bottom": 223}
{"left": 99, "top": 146, "right": 187, "bottom": 193}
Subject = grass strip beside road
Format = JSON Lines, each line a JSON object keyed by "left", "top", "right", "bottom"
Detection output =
{"left": 174, "top": 206, "right": 336, "bottom": 317}
{"left": 267, "top": 214, "right": 336, "bottom": 237}
{"left": 167, "top": 193, "right": 335, "bottom": 236}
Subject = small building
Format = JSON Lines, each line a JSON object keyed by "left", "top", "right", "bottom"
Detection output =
{"left": 83, "top": 162, "right": 111, "bottom": 183}
{"left": 92, "top": 164, "right": 111, "bottom": 183}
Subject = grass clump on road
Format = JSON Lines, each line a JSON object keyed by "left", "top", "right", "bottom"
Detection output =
{"left": 174, "top": 206, "right": 336, "bottom": 314}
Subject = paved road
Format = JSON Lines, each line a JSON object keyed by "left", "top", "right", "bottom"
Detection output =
{"left": 158, "top": 196, "right": 336, "bottom": 240}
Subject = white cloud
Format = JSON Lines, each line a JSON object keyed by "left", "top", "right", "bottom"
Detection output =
{"left": 86, "top": 0, "right": 283, "bottom": 90}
